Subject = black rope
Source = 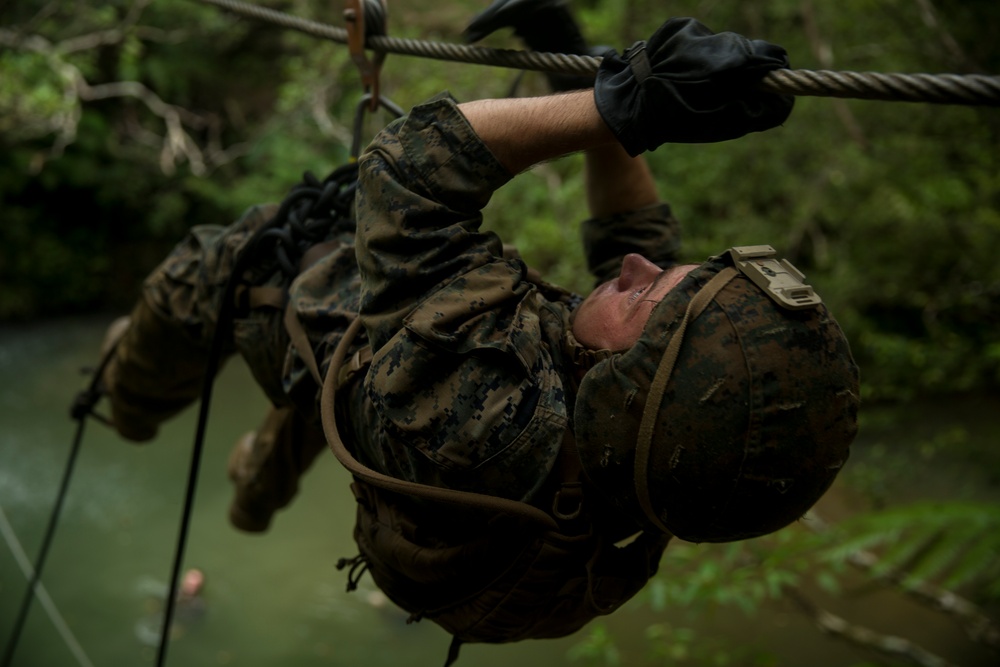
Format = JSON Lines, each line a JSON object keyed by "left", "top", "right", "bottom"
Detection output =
{"left": 335, "top": 554, "right": 370, "bottom": 592}
{"left": 244, "top": 162, "right": 359, "bottom": 282}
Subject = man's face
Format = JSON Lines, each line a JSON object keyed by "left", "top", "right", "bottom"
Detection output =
{"left": 572, "top": 254, "right": 699, "bottom": 351}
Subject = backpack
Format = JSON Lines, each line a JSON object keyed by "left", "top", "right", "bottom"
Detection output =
{"left": 319, "top": 318, "right": 671, "bottom": 666}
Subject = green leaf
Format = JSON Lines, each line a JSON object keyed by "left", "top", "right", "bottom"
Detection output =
{"left": 815, "top": 570, "right": 841, "bottom": 595}
{"left": 827, "top": 501, "right": 1000, "bottom": 599}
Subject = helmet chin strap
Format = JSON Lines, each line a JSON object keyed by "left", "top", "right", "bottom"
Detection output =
{"left": 633, "top": 266, "right": 738, "bottom": 534}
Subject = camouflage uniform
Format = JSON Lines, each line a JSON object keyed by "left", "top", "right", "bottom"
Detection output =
{"left": 104, "top": 94, "right": 682, "bottom": 527}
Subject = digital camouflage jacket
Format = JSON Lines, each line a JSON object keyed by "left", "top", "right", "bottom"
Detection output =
{"left": 108, "top": 94, "right": 683, "bottom": 511}
{"left": 342, "top": 94, "right": 683, "bottom": 503}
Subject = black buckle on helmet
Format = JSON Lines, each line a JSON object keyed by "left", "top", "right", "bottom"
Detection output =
{"left": 723, "top": 245, "right": 822, "bottom": 311}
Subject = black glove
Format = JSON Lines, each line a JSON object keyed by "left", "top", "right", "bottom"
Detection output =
{"left": 464, "top": 0, "right": 596, "bottom": 92}
{"left": 594, "top": 17, "right": 794, "bottom": 155}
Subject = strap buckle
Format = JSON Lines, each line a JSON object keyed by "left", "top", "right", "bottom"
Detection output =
{"left": 726, "top": 245, "right": 822, "bottom": 310}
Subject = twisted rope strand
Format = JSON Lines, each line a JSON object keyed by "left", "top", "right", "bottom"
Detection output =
{"left": 759, "top": 69, "right": 1000, "bottom": 105}
{"left": 197, "top": 0, "right": 1000, "bottom": 106}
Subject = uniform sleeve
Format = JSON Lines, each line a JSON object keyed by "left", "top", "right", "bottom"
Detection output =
{"left": 351, "top": 94, "right": 569, "bottom": 500}
{"left": 103, "top": 205, "right": 279, "bottom": 441}
{"left": 355, "top": 94, "right": 516, "bottom": 351}
{"left": 581, "top": 203, "right": 683, "bottom": 286}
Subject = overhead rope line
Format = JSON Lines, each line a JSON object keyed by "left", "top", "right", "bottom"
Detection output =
{"left": 195, "top": 0, "right": 1000, "bottom": 107}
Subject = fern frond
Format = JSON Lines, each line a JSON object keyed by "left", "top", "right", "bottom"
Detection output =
{"left": 902, "top": 527, "right": 978, "bottom": 589}
{"left": 819, "top": 527, "right": 902, "bottom": 563}
{"left": 871, "top": 524, "right": 941, "bottom": 580}
{"left": 942, "top": 537, "right": 1000, "bottom": 592}
{"left": 825, "top": 500, "right": 1000, "bottom": 598}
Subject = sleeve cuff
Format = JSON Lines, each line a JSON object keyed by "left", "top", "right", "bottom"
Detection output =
{"left": 397, "top": 94, "right": 513, "bottom": 213}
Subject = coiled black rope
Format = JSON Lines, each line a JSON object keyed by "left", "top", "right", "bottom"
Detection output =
{"left": 194, "top": 0, "right": 1000, "bottom": 107}
{"left": 246, "top": 163, "right": 359, "bottom": 280}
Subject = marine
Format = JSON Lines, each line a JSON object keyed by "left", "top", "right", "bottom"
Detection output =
{"left": 99, "top": 0, "right": 860, "bottom": 658}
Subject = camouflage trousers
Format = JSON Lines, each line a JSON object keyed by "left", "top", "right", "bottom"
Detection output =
{"left": 103, "top": 203, "right": 361, "bottom": 532}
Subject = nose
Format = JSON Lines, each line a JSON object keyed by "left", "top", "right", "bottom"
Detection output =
{"left": 618, "top": 254, "right": 662, "bottom": 291}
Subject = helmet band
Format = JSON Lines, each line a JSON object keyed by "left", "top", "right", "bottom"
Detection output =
{"left": 634, "top": 266, "right": 739, "bottom": 533}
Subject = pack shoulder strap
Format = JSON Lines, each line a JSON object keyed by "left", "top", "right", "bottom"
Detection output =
{"left": 320, "top": 317, "right": 559, "bottom": 530}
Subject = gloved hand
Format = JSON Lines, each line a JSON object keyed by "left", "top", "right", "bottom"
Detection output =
{"left": 594, "top": 17, "right": 794, "bottom": 155}
{"left": 464, "top": 0, "right": 597, "bottom": 92}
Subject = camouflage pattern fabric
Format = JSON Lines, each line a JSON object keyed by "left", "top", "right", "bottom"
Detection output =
{"left": 104, "top": 204, "right": 287, "bottom": 442}
{"left": 103, "top": 93, "right": 683, "bottom": 520}
{"left": 574, "top": 256, "right": 860, "bottom": 543}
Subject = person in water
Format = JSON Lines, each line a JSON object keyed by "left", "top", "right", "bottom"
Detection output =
{"left": 135, "top": 567, "right": 206, "bottom": 647}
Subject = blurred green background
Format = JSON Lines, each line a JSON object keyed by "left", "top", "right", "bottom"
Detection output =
{"left": 1, "top": 1, "right": 999, "bottom": 666}
{"left": 2, "top": 0, "right": 999, "bottom": 401}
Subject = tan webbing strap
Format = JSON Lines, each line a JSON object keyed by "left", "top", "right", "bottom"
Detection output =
{"left": 284, "top": 305, "right": 323, "bottom": 385}
{"left": 633, "top": 267, "right": 739, "bottom": 534}
{"left": 299, "top": 240, "right": 340, "bottom": 272}
{"left": 320, "top": 317, "right": 559, "bottom": 530}
{"left": 234, "top": 284, "right": 288, "bottom": 314}
{"left": 338, "top": 345, "right": 374, "bottom": 389}
{"left": 252, "top": 240, "right": 346, "bottom": 386}
{"left": 550, "top": 430, "right": 584, "bottom": 521}
{"left": 250, "top": 286, "right": 288, "bottom": 310}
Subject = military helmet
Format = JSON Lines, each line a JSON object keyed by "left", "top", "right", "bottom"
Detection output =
{"left": 574, "top": 246, "right": 860, "bottom": 542}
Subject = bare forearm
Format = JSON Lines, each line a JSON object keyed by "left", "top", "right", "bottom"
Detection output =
{"left": 585, "top": 142, "right": 659, "bottom": 218}
{"left": 459, "top": 91, "right": 658, "bottom": 217}
{"left": 458, "top": 90, "right": 615, "bottom": 174}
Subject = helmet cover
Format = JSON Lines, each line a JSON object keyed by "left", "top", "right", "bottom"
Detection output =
{"left": 574, "top": 253, "right": 860, "bottom": 542}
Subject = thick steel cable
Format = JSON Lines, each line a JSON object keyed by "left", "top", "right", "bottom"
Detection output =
{"left": 196, "top": 0, "right": 1000, "bottom": 107}
{"left": 758, "top": 69, "right": 1000, "bottom": 105}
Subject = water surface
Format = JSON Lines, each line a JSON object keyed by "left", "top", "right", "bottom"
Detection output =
{"left": 1, "top": 317, "right": 996, "bottom": 666}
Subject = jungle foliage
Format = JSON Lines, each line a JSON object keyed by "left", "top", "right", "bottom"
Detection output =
{"left": 568, "top": 401, "right": 1000, "bottom": 667}
{"left": 2, "top": 2, "right": 999, "bottom": 665}
{"left": 2, "top": 0, "right": 999, "bottom": 402}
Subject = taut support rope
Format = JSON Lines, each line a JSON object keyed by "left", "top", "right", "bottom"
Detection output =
{"left": 196, "top": 0, "right": 1000, "bottom": 107}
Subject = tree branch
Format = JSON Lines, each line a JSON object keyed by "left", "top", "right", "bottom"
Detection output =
{"left": 0, "top": 18, "right": 241, "bottom": 176}
{"left": 785, "top": 586, "right": 956, "bottom": 667}
{"left": 47, "top": 0, "right": 150, "bottom": 54}
{"left": 800, "top": 0, "right": 868, "bottom": 151}
{"left": 309, "top": 85, "right": 353, "bottom": 145}
{"left": 844, "top": 547, "right": 1000, "bottom": 651}
{"left": 913, "top": 0, "right": 981, "bottom": 72}
{"left": 58, "top": 24, "right": 191, "bottom": 55}
{"left": 805, "top": 512, "right": 1000, "bottom": 651}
